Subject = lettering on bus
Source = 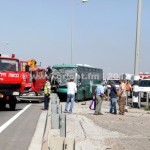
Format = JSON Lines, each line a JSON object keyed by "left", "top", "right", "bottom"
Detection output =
{"left": 0, "top": 73, "right": 6, "bottom": 77}
{"left": 8, "top": 73, "right": 19, "bottom": 78}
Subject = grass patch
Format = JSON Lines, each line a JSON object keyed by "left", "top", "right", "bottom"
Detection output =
{"left": 144, "top": 106, "right": 150, "bottom": 111}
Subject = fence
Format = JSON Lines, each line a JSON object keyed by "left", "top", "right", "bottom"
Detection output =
{"left": 125, "top": 91, "right": 150, "bottom": 109}
{"left": 138, "top": 91, "right": 150, "bottom": 108}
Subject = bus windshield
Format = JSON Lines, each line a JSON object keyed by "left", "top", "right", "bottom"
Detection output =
{"left": 52, "top": 67, "right": 77, "bottom": 86}
{"left": 0, "top": 58, "right": 19, "bottom": 71}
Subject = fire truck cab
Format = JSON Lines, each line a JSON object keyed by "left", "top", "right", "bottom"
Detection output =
{"left": 0, "top": 54, "right": 22, "bottom": 110}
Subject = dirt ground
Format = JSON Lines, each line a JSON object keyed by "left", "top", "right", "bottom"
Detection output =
{"left": 44, "top": 99, "right": 150, "bottom": 150}
{"left": 75, "top": 100, "right": 150, "bottom": 150}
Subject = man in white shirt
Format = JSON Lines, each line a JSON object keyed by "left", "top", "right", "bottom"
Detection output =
{"left": 64, "top": 79, "right": 77, "bottom": 113}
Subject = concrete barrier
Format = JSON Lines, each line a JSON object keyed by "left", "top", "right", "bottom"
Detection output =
{"left": 51, "top": 104, "right": 58, "bottom": 114}
{"left": 51, "top": 114, "right": 60, "bottom": 129}
{"left": 48, "top": 137, "right": 75, "bottom": 150}
{"left": 48, "top": 137, "right": 65, "bottom": 150}
{"left": 64, "top": 138, "right": 75, "bottom": 150}
{"left": 60, "top": 114, "right": 66, "bottom": 137}
{"left": 58, "top": 104, "right": 62, "bottom": 114}
{"left": 48, "top": 94, "right": 75, "bottom": 150}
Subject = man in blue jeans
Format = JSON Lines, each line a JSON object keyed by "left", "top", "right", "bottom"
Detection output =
{"left": 64, "top": 79, "right": 77, "bottom": 113}
{"left": 109, "top": 81, "right": 117, "bottom": 114}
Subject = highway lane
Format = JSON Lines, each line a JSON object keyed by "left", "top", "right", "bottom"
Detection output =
{"left": 0, "top": 102, "right": 44, "bottom": 150}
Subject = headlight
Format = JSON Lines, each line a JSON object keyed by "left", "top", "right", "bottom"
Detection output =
{"left": 12, "top": 92, "right": 19, "bottom": 96}
{"left": 0, "top": 93, "right": 4, "bottom": 98}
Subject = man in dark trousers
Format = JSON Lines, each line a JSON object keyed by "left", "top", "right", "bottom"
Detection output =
{"left": 109, "top": 81, "right": 117, "bottom": 114}
{"left": 43, "top": 78, "right": 51, "bottom": 110}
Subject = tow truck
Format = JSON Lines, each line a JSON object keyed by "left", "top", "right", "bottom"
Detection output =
{"left": 0, "top": 54, "right": 23, "bottom": 110}
{"left": 19, "top": 59, "right": 46, "bottom": 102}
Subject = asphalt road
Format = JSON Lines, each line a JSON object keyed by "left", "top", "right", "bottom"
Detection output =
{"left": 0, "top": 102, "right": 43, "bottom": 150}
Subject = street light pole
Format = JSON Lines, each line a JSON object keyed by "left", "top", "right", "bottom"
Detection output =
{"left": 132, "top": 0, "right": 142, "bottom": 108}
{"left": 71, "top": 0, "right": 74, "bottom": 64}
{"left": 71, "top": 0, "right": 88, "bottom": 64}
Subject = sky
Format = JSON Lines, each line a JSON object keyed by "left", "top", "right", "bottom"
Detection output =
{"left": 0, "top": 0, "right": 150, "bottom": 79}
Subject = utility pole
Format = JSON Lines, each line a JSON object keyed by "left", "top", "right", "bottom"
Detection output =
{"left": 132, "top": 0, "right": 142, "bottom": 108}
{"left": 71, "top": 0, "right": 88, "bottom": 64}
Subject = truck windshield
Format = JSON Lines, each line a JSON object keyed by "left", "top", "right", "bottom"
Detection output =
{"left": 0, "top": 59, "right": 19, "bottom": 71}
{"left": 52, "top": 68, "right": 77, "bottom": 86}
{"left": 139, "top": 80, "right": 150, "bottom": 87}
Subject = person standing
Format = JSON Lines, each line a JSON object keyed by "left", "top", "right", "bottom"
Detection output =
{"left": 43, "top": 78, "right": 51, "bottom": 110}
{"left": 64, "top": 79, "right": 77, "bottom": 113}
{"left": 94, "top": 81, "right": 107, "bottom": 115}
{"left": 118, "top": 79, "right": 126, "bottom": 115}
{"left": 109, "top": 81, "right": 117, "bottom": 114}
{"left": 125, "top": 80, "right": 132, "bottom": 92}
{"left": 125, "top": 80, "right": 132, "bottom": 105}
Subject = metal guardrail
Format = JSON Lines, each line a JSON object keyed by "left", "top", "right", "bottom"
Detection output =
{"left": 125, "top": 91, "right": 149, "bottom": 109}
{"left": 138, "top": 91, "right": 150, "bottom": 108}
{"left": 49, "top": 93, "right": 75, "bottom": 150}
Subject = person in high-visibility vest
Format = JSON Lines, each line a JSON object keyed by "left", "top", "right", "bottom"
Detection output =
{"left": 43, "top": 78, "right": 51, "bottom": 110}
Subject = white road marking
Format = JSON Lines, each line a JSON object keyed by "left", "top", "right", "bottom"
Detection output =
{"left": 0, "top": 104, "right": 32, "bottom": 133}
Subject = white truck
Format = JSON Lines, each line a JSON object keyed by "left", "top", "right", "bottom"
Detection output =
{"left": 139, "top": 78, "right": 150, "bottom": 99}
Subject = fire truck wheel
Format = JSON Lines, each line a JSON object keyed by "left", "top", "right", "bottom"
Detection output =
{"left": 9, "top": 99, "right": 16, "bottom": 111}
{"left": 0, "top": 101, "right": 6, "bottom": 110}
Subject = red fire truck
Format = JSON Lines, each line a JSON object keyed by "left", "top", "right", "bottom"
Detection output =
{"left": 19, "top": 59, "right": 46, "bottom": 102}
{"left": 0, "top": 54, "right": 24, "bottom": 110}
{"left": 0, "top": 54, "right": 46, "bottom": 110}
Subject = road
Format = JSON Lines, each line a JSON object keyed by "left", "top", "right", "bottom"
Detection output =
{"left": 0, "top": 102, "right": 43, "bottom": 150}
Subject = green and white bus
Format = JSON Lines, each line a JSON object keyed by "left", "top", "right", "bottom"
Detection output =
{"left": 51, "top": 64, "right": 103, "bottom": 101}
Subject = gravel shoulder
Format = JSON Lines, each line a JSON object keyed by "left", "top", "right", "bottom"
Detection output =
{"left": 61, "top": 100, "right": 150, "bottom": 150}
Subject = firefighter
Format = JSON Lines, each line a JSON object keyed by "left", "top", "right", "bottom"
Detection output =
{"left": 43, "top": 78, "right": 51, "bottom": 110}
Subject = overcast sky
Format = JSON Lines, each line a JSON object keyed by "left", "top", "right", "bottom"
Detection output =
{"left": 0, "top": 0, "right": 149, "bottom": 78}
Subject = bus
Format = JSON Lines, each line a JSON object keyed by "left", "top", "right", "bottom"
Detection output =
{"left": 51, "top": 64, "right": 103, "bottom": 101}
